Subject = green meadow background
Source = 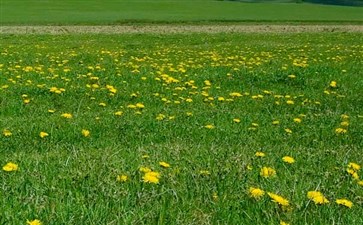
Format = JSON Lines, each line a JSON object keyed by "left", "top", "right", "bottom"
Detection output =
{"left": 0, "top": 0, "right": 363, "bottom": 24}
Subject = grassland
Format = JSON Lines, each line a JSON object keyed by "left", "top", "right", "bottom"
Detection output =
{"left": 1, "top": 0, "right": 363, "bottom": 24}
{"left": 1, "top": 33, "right": 363, "bottom": 224}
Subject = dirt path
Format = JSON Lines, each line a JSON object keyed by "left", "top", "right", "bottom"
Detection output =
{"left": 1, "top": 25, "right": 363, "bottom": 34}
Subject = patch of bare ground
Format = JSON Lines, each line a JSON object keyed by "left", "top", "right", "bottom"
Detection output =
{"left": 1, "top": 25, "right": 363, "bottom": 34}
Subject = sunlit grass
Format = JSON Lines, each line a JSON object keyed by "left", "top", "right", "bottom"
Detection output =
{"left": 1, "top": 33, "right": 363, "bottom": 224}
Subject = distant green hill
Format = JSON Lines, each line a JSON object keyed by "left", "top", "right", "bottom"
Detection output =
{"left": 0, "top": 0, "right": 362, "bottom": 25}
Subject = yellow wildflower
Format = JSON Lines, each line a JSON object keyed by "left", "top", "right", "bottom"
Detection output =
{"left": 260, "top": 167, "right": 276, "bottom": 178}
{"left": 39, "top": 132, "right": 49, "bottom": 138}
{"left": 143, "top": 171, "right": 160, "bottom": 184}
{"left": 61, "top": 113, "right": 72, "bottom": 119}
{"left": 282, "top": 156, "right": 295, "bottom": 164}
{"left": 82, "top": 129, "right": 90, "bottom": 137}
{"left": 229, "top": 92, "right": 242, "bottom": 97}
{"left": 136, "top": 103, "right": 145, "bottom": 109}
{"left": 114, "top": 111, "right": 123, "bottom": 116}
{"left": 127, "top": 104, "right": 136, "bottom": 109}
{"left": 284, "top": 128, "right": 292, "bottom": 134}
{"left": 233, "top": 118, "right": 241, "bottom": 123}
{"left": 139, "top": 167, "right": 152, "bottom": 173}
{"left": 204, "top": 124, "right": 215, "bottom": 129}
{"left": 293, "top": 118, "right": 302, "bottom": 123}
{"left": 27, "top": 219, "right": 42, "bottom": 225}
{"left": 348, "top": 162, "right": 361, "bottom": 171}
{"left": 255, "top": 152, "right": 265, "bottom": 157}
{"left": 286, "top": 100, "right": 294, "bottom": 105}
{"left": 280, "top": 221, "right": 290, "bottom": 225}
{"left": 330, "top": 81, "right": 337, "bottom": 88}
{"left": 249, "top": 187, "right": 265, "bottom": 199}
{"left": 307, "top": 191, "right": 329, "bottom": 205}
{"left": 336, "top": 199, "right": 353, "bottom": 208}
{"left": 267, "top": 192, "right": 289, "bottom": 206}
{"left": 358, "top": 180, "right": 363, "bottom": 186}
{"left": 3, "top": 129, "right": 12, "bottom": 137}
{"left": 159, "top": 161, "right": 171, "bottom": 168}
{"left": 335, "top": 128, "right": 347, "bottom": 134}
{"left": 2, "top": 162, "right": 18, "bottom": 172}
{"left": 272, "top": 120, "right": 280, "bottom": 125}
{"left": 117, "top": 175, "right": 128, "bottom": 182}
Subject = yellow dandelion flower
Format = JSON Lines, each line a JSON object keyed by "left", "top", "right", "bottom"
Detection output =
{"left": 255, "top": 152, "right": 265, "bottom": 157}
{"left": 186, "top": 112, "right": 193, "bottom": 116}
{"left": 293, "top": 118, "right": 302, "bottom": 123}
{"left": 117, "top": 175, "right": 128, "bottom": 182}
{"left": 127, "top": 104, "right": 136, "bottom": 109}
{"left": 82, "top": 129, "right": 90, "bottom": 137}
{"left": 340, "top": 121, "right": 349, "bottom": 127}
{"left": 284, "top": 128, "right": 293, "bottom": 134}
{"left": 204, "top": 124, "right": 215, "bottom": 129}
{"left": 39, "top": 132, "right": 49, "bottom": 138}
{"left": 3, "top": 129, "right": 12, "bottom": 137}
{"left": 348, "top": 162, "right": 361, "bottom": 171}
{"left": 272, "top": 120, "right": 280, "bottom": 125}
{"left": 249, "top": 187, "right": 265, "bottom": 199}
{"left": 282, "top": 156, "right": 295, "bottom": 164}
{"left": 341, "top": 114, "right": 349, "bottom": 120}
{"left": 357, "top": 180, "right": 363, "bottom": 186}
{"left": 267, "top": 192, "right": 289, "bottom": 206}
{"left": 335, "top": 128, "right": 347, "bottom": 134}
{"left": 260, "top": 167, "right": 276, "bottom": 178}
{"left": 61, "top": 113, "right": 72, "bottom": 119}
{"left": 307, "top": 191, "right": 329, "bottom": 205}
{"left": 114, "top": 111, "right": 123, "bottom": 116}
{"left": 136, "top": 103, "right": 145, "bottom": 109}
{"left": 286, "top": 100, "right": 294, "bottom": 105}
{"left": 2, "top": 162, "right": 18, "bottom": 172}
{"left": 288, "top": 74, "right": 296, "bottom": 79}
{"left": 99, "top": 102, "right": 107, "bottom": 107}
{"left": 233, "top": 118, "right": 241, "bottom": 123}
{"left": 218, "top": 97, "right": 225, "bottom": 101}
{"left": 229, "top": 92, "right": 242, "bottom": 97}
{"left": 336, "top": 198, "right": 353, "bottom": 208}
{"left": 143, "top": 171, "right": 160, "bottom": 184}
{"left": 330, "top": 81, "right": 337, "bottom": 88}
{"left": 27, "top": 219, "right": 42, "bottom": 225}
{"left": 139, "top": 167, "right": 152, "bottom": 173}
{"left": 159, "top": 161, "right": 171, "bottom": 168}
{"left": 280, "top": 221, "right": 290, "bottom": 225}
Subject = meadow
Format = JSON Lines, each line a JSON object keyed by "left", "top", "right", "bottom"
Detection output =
{"left": 1, "top": 0, "right": 363, "bottom": 24}
{"left": 1, "top": 33, "right": 363, "bottom": 224}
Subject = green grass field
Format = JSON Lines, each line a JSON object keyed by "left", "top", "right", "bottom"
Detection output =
{"left": 1, "top": 33, "right": 363, "bottom": 224}
{"left": 1, "top": 0, "right": 363, "bottom": 24}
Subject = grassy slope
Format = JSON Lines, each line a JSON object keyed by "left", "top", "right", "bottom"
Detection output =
{"left": 1, "top": 33, "right": 363, "bottom": 224}
{"left": 0, "top": 0, "right": 363, "bottom": 24}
